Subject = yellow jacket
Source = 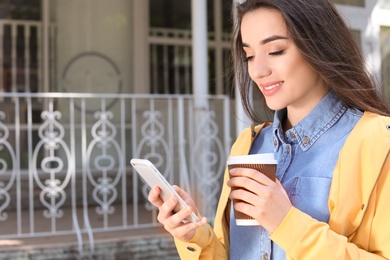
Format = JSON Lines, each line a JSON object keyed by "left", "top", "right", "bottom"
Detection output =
{"left": 175, "top": 112, "right": 390, "bottom": 259}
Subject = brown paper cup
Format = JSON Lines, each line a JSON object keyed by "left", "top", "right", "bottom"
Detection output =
{"left": 227, "top": 153, "right": 277, "bottom": 226}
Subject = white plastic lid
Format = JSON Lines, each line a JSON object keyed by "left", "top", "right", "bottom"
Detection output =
{"left": 236, "top": 219, "right": 261, "bottom": 226}
{"left": 227, "top": 153, "right": 277, "bottom": 165}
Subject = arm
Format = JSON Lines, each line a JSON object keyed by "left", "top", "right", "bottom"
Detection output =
{"left": 174, "top": 168, "right": 232, "bottom": 259}
{"left": 270, "top": 136, "right": 390, "bottom": 259}
{"left": 174, "top": 224, "right": 227, "bottom": 259}
{"left": 226, "top": 165, "right": 388, "bottom": 259}
{"left": 228, "top": 142, "right": 390, "bottom": 260}
{"left": 270, "top": 206, "right": 389, "bottom": 259}
{"left": 148, "top": 185, "right": 228, "bottom": 259}
{"left": 174, "top": 126, "right": 264, "bottom": 259}
{"left": 161, "top": 125, "right": 267, "bottom": 259}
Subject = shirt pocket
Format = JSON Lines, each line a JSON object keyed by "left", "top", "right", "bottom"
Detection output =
{"left": 290, "top": 176, "right": 332, "bottom": 223}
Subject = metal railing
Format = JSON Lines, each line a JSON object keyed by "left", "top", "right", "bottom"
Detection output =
{"left": 0, "top": 92, "right": 232, "bottom": 253}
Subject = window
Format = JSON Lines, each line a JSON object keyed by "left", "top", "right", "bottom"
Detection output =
{"left": 0, "top": 0, "right": 40, "bottom": 93}
{"left": 149, "top": 0, "right": 233, "bottom": 95}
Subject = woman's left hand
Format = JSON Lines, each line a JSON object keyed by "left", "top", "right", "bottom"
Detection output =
{"left": 227, "top": 167, "right": 292, "bottom": 233}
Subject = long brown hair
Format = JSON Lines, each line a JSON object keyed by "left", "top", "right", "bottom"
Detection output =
{"left": 232, "top": 0, "right": 390, "bottom": 123}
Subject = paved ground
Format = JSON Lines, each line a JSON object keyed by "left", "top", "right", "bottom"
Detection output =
{"left": 0, "top": 204, "right": 168, "bottom": 253}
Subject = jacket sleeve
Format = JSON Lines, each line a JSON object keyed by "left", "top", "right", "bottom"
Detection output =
{"left": 173, "top": 167, "right": 231, "bottom": 259}
{"left": 270, "top": 206, "right": 388, "bottom": 259}
{"left": 269, "top": 123, "right": 390, "bottom": 259}
{"left": 173, "top": 126, "right": 258, "bottom": 259}
{"left": 174, "top": 223, "right": 228, "bottom": 259}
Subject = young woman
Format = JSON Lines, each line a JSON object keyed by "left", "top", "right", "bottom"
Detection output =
{"left": 148, "top": 0, "right": 390, "bottom": 259}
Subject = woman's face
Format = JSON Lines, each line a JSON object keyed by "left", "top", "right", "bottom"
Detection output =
{"left": 241, "top": 8, "right": 328, "bottom": 118}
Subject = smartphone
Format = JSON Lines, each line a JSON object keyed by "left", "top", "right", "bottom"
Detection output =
{"left": 130, "top": 158, "right": 199, "bottom": 223}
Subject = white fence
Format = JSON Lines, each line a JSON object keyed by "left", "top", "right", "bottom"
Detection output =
{"left": 0, "top": 92, "right": 232, "bottom": 253}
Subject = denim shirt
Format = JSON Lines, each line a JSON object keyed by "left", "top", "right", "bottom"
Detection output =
{"left": 230, "top": 91, "right": 363, "bottom": 260}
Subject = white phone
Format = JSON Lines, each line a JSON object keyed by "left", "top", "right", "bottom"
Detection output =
{"left": 130, "top": 158, "right": 199, "bottom": 223}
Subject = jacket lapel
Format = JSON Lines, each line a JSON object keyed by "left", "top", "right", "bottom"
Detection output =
{"left": 328, "top": 112, "right": 390, "bottom": 237}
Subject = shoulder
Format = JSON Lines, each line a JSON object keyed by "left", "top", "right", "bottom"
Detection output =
{"left": 230, "top": 122, "right": 272, "bottom": 156}
{"left": 342, "top": 112, "right": 390, "bottom": 155}
{"left": 352, "top": 112, "right": 390, "bottom": 137}
{"left": 235, "top": 122, "right": 272, "bottom": 142}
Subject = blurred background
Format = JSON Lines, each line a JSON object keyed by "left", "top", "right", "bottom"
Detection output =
{"left": 0, "top": 0, "right": 388, "bottom": 259}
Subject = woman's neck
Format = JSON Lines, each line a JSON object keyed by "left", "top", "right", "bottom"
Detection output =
{"left": 283, "top": 117, "right": 293, "bottom": 132}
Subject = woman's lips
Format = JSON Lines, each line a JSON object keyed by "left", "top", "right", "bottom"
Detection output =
{"left": 260, "top": 81, "right": 284, "bottom": 96}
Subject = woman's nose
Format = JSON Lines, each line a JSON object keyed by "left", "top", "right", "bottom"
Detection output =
{"left": 249, "top": 56, "right": 271, "bottom": 79}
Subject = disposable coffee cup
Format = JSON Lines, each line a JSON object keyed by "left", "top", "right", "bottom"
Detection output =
{"left": 227, "top": 153, "right": 277, "bottom": 226}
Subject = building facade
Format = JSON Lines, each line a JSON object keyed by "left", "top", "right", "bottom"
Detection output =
{"left": 0, "top": 0, "right": 389, "bottom": 257}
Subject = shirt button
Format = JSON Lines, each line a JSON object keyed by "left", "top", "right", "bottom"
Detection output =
{"left": 273, "top": 139, "right": 277, "bottom": 147}
{"left": 290, "top": 132, "right": 296, "bottom": 138}
{"left": 286, "top": 146, "right": 291, "bottom": 154}
{"left": 303, "top": 136, "right": 310, "bottom": 144}
{"left": 263, "top": 253, "right": 269, "bottom": 260}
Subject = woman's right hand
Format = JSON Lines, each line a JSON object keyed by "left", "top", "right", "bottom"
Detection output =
{"left": 148, "top": 185, "right": 208, "bottom": 242}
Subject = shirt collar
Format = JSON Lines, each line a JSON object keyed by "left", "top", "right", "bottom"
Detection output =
{"left": 272, "top": 91, "right": 347, "bottom": 152}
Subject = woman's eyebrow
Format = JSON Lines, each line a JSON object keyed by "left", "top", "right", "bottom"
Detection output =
{"left": 242, "top": 35, "right": 288, "bottom": 47}
{"left": 261, "top": 35, "right": 288, "bottom": 44}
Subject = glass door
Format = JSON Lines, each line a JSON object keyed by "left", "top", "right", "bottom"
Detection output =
{"left": 148, "top": 0, "right": 233, "bottom": 95}
{"left": 0, "top": 0, "right": 41, "bottom": 94}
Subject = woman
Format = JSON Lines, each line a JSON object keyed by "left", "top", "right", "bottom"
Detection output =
{"left": 148, "top": 0, "right": 390, "bottom": 259}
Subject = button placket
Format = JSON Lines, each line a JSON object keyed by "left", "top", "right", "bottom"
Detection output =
{"left": 259, "top": 228, "right": 271, "bottom": 260}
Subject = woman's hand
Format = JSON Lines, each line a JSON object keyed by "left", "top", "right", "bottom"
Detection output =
{"left": 148, "top": 185, "right": 208, "bottom": 242}
{"left": 227, "top": 168, "right": 292, "bottom": 233}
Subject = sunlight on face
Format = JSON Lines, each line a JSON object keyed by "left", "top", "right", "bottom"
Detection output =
{"left": 241, "top": 8, "right": 328, "bottom": 124}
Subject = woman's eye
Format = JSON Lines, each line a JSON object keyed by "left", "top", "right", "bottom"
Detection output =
{"left": 244, "top": 56, "right": 254, "bottom": 62}
{"left": 269, "top": 50, "right": 284, "bottom": 56}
